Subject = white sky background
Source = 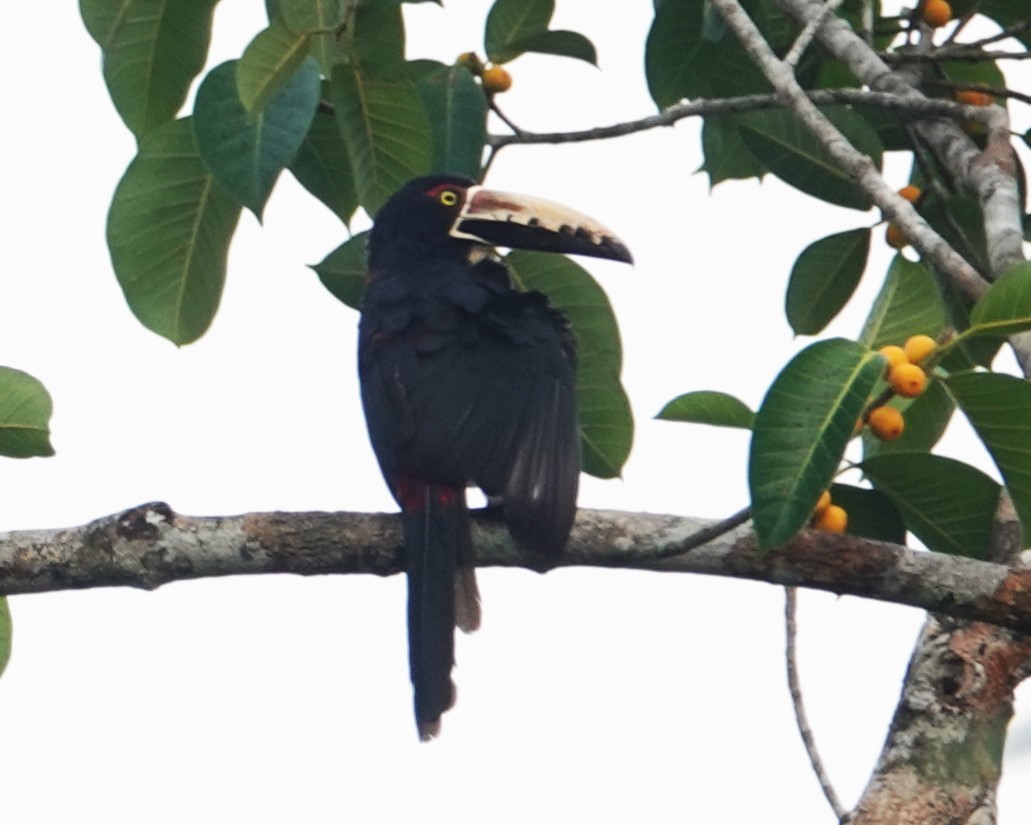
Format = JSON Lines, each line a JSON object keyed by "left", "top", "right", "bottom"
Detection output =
{"left": 1, "top": 1, "right": 1029, "bottom": 822}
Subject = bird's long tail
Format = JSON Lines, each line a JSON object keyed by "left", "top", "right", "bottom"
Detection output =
{"left": 398, "top": 481, "right": 480, "bottom": 740}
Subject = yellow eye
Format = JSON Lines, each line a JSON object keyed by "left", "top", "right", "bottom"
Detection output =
{"left": 439, "top": 190, "right": 458, "bottom": 207}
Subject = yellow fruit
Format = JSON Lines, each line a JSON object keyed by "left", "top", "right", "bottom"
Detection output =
{"left": 878, "top": 345, "right": 908, "bottom": 372}
{"left": 955, "top": 89, "right": 994, "bottom": 107}
{"left": 868, "top": 406, "right": 906, "bottom": 441}
{"left": 903, "top": 334, "right": 936, "bottom": 363}
{"left": 898, "top": 185, "right": 922, "bottom": 203}
{"left": 889, "top": 362, "right": 927, "bottom": 398}
{"left": 814, "top": 504, "right": 848, "bottom": 533}
{"left": 885, "top": 222, "right": 908, "bottom": 249}
{"left": 481, "top": 66, "right": 513, "bottom": 94}
{"left": 814, "top": 490, "right": 832, "bottom": 515}
{"left": 921, "top": 0, "right": 952, "bottom": 27}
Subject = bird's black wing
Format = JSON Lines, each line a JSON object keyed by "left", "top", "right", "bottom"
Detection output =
{"left": 359, "top": 273, "right": 579, "bottom": 554}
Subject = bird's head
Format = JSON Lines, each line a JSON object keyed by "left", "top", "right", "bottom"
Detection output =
{"left": 369, "top": 175, "right": 633, "bottom": 267}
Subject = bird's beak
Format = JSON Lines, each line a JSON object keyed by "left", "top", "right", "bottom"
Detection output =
{"left": 449, "top": 186, "right": 633, "bottom": 264}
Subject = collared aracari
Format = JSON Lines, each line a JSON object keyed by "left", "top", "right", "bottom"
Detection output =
{"left": 358, "top": 175, "right": 632, "bottom": 739}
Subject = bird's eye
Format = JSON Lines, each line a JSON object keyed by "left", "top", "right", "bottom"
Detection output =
{"left": 439, "top": 190, "right": 458, "bottom": 207}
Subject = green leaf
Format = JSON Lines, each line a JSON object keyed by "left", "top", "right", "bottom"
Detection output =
{"left": 920, "top": 193, "right": 988, "bottom": 274}
{"left": 749, "top": 339, "right": 884, "bottom": 551}
{"left": 966, "top": 262, "right": 1031, "bottom": 338}
{"left": 947, "top": 371, "right": 1031, "bottom": 544}
{"left": 237, "top": 19, "right": 313, "bottom": 113}
{"left": 0, "top": 598, "right": 10, "bottom": 679}
{"left": 861, "top": 453, "right": 1000, "bottom": 558}
{"left": 313, "top": 231, "right": 368, "bottom": 309}
{"left": 505, "top": 250, "right": 632, "bottom": 479}
{"left": 194, "top": 59, "right": 321, "bottom": 219}
{"left": 645, "top": 0, "right": 710, "bottom": 106}
{"left": 484, "top": 0, "right": 553, "bottom": 64}
{"left": 859, "top": 255, "right": 945, "bottom": 349}
{"left": 107, "top": 118, "right": 242, "bottom": 345}
{"left": 785, "top": 228, "right": 871, "bottom": 335}
{"left": 645, "top": 0, "right": 769, "bottom": 107}
{"left": 503, "top": 29, "right": 598, "bottom": 66}
{"left": 280, "top": 0, "right": 348, "bottom": 72}
{"left": 827, "top": 483, "right": 906, "bottom": 545}
{"left": 346, "top": 0, "right": 406, "bottom": 66}
{"left": 738, "top": 106, "right": 883, "bottom": 211}
{"left": 700, "top": 117, "right": 764, "bottom": 185}
{"left": 290, "top": 109, "right": 359, "bottom": 225}
{"left": 862, "top": 380, "right": 954, "bottom": 458}
{"left": 330, "top": 60, "right": 433, "bottom": 215}
{"left": 656, "top": 391, "right": 754, "bottom": 429}
{"left": 576, "top": 362, "right": 634, "bottom": 479}
{"left": 80, "top": 0, "right": 217, "bottom": 140}
{"left": 0, "top": 367, "right": 55, "bottom": 459}
{"left": 414, "top": 64, "right": 489, "bottom": 181}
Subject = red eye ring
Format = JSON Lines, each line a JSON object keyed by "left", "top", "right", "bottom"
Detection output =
{"left": 426, "top": 182, "right": 462, "bottom": 206}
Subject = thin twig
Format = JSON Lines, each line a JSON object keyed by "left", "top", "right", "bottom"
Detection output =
{"left": 784, "top": 0, "right": 845, "bottom": 68}
{"left": 647, "top": 506, "right": 752, "bottom": 560}
{"left": 883, "top": 47, "right": 1031, "bottom": 63}
{"left": 923, "top": 78, "right": 1031, "bottom": 107}
{"left": 489, "top": 99, "right": 524, "bottom": 136}
{"left": 785, "top": 588, "right": 849, "bottom": 822}
{"left": 958, "top": 16, "right": 1031, "bottom": 50}
{"left": 489, "top": 88, "right": 983, "bottom": 148}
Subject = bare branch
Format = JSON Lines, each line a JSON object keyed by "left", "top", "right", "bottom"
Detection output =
{"left": 784, "top": 0, "right": 845, "bottom": 68}
{"left": 785, "top": 587, "right": 848, "bottom": 822}
{"left": 883, "top": 48, "right": 1031, "bottom": 64}
{"left": 710, "top": 0, "right": 989, "bottom": 303}
{"left": 775, "top": 0, "right": 1025, "bottom": 282}
{"left": 4, "top": 503, "right": 1031, "bottom": 634}
{"left": 489, "top": 88, "right": 989, "bottom": 149}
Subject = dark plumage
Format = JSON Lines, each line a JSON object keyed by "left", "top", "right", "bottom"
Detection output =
{"left": 358, "top": 175, "right": 630, "bottom": 738}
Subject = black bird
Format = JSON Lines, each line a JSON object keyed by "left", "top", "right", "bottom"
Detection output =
{"left": 359, "top": 175, "right": 632, "bottom": 739}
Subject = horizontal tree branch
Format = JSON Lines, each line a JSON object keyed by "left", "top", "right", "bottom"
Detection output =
{"left": 3, "top": 502, "right": 1031, "bottom": 632}
{"left": 488, "top": 88, "right": 990, "bottom": 149}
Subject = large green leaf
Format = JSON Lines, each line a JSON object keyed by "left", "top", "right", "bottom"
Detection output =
{"left": 947, "top": 371, "right": 1031, "bottom": 544}
{"left": 862, "top": 380, "right": 954, "bottom": 458}
{"left": 237, "top": 19, "right": 313, "bottom": 113}
{"left": 484, "top": 0, "right": 553, "bottom": 64}
{"left": 194, "top": 59, "right": 321, "bottom": 219}
{"left": 738, "top": 107, "right": 883, "bottom": 211}
{"left": 330, "top": 60, "right": 433, "bottom": 215}
{"left": 656, "top": 391, "right": 754, "bottom": 429}
{"left": 785, "top": 228, "right": 871, "bottom": 336}
{"left": 645, "top": 0, "right": 770, "bottom": 107}
{"left": 965, "top": 261, "right": 1031, "bottom": 338}
{"left": 645, "top": 0, "right": 711, "bottom": 106}
{"left": 0, "top": 367, "right": 54, "bottom": 459}
{"left": 505, "top": 251, "right": 632, "bottom": 478}
{"left": 749, "top": 339, "right": 884, "bottom": 551}
{"left": 313, "top": 231, "right": 368, "bottom": 310}
{"left": 290, "top": 108, "right": 359, "bottom": 225}
{"left": 701, "top": 117, "right": 764, "bottom": 185}
{"left": 107, "top": 118, "right": 242, "bottom": 345}
{"left": 80, "top": 0, "right": 217, "bottom": 140}
{"left": 861, "top": 453, "right": 1000, "bottom": 558}
{"left": 0, "top": 598, "right": 10, "bottom": 679}
{"left": 859, "top": 255, "right": 946, "bottom": 349}
{"left": 828, "top": 483, "right": 906, "bottom": 545}
{"left": 413, "top": 63, "right": 488, "bottom": 181}
{"left": 502, "top": 29, "right": 598, "bottom": 66}
{"left": 279, "top": 0, "right": 348, "bottom": 71}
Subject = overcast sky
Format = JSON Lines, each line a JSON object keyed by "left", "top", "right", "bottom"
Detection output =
{"left": 1, "top": 2, "right": 1029, "bottom": 823}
